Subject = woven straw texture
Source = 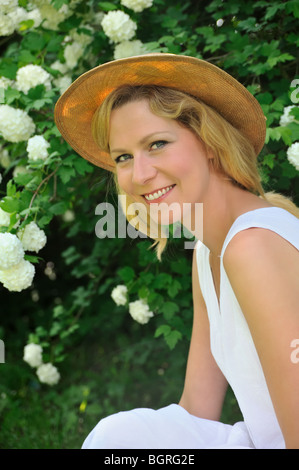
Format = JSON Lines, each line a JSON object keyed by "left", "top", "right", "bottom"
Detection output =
{"left": 54, "top": 54, "right": 266, "bottom": 171}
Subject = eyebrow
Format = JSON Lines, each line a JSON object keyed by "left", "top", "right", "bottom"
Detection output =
{"left": 110, "top": 131, "right": 172, "bottom": 155}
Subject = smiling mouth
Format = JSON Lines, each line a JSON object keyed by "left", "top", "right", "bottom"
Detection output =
{"left": 143, "top": 184, "right": 175, "bottom": 201}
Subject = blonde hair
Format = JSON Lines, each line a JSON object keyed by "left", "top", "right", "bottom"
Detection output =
{"left": 92, "top": 85, "right": 299, "bottom": 258}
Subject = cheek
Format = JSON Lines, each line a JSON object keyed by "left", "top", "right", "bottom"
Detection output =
{"left": 171, "top": 150, "right": 209, "bottom": 181}
{"left": 116, "top": 171, "right": 131, "bottom": 194}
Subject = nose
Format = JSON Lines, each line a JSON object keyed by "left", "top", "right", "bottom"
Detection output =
{"left": 131, "top": 153, "right": 157, "bottom": 186}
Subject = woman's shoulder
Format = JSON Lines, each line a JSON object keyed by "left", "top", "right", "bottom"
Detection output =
{"left": 222, "top": 207, "right": 299, "bottom": 259}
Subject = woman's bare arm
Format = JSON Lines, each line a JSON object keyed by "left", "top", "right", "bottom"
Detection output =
{"left": 224, "top": 228, "right": 299, "bottom": 449}
{"left": 179, "top": 248, "right": 228, "bottom": 421}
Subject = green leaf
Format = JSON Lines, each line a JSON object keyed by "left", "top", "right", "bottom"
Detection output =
{"left": 18, "top": 19, "right": 35, "bottom": 32}
{"left": 161, "top": 301, "right": 179, "bottom": 320}
{"left": 24, "top": 254, "right": 42, "bottom": 263}
{"left": 262, "top": 154, "right": 275, "bottom": 169}
{"left": 154, "top": 325, "right": 182, "bottom": 349}
{"left": 21, "top": 32, "right": 46, "bottom": 52}
{"left": 50, "top": 321, "right": 61, "bottom": 337}
{"left": 57, "top": 165, "right": 76, "bottom": 184}
{"left": 53, "top": 305, "right": 65, "bottom": 318}
{"left": 0, "top": 196, "right": 20, "bottom": 213}
{"left": 52, "top": 0, "right": 69, "bottom": 9}
{"left": 72, "top": 157, "right": 93, "bottom": 175}
{"left": 118, "top": 266, "right": 135, "bottom": 282}
{"left": 13, "top": 172, "right": 35, "bottom": 187}
{"left": 4, "top": 87, "right": 21, "bottom": 105}
{"left": 49, "top": 201, "right": 69, "bottom": 215}
{"left": 165, "top": 330, "right": 182, "bottom": 350}
{"left": 38, "top": 214, "right": 54, "bottom": 228}
{"left": 285, "top": 0, "right": 299, "bottom": 18}
{"left": 154, "top": 324, "right": 171, "bottom": 338}
{"left": 6, "top": 180, "right": 16, "bottom": 197}
{"left": 98, "top": 2, "right": 119, "bottom": 11}
{"left": 0, "top": 59, "right": 18, "bottom": 80}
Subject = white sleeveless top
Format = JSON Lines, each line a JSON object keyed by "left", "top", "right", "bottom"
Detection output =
{"left": 196, "top": 207, "right": 299, "bottom": 449}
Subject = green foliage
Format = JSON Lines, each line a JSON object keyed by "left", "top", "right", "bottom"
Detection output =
{"left": 0, "top": 0, "right": 298, "bottom": 448}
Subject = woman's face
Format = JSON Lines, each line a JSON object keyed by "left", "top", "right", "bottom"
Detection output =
{"left": 109, "top": 99, "right": 213, "bottom": 225}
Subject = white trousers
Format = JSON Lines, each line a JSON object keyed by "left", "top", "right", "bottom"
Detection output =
{"left": 82, "top": 404, "right": 254, "bottom": 449}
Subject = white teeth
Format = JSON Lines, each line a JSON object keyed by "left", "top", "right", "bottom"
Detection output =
{"left": 144, "top": 185, "right": 174, "bottom": 201}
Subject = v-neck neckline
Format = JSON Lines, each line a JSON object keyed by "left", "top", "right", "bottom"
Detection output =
{"left": 208, "top": 252, "right": 221, "bottom": 309}
{"left": 204, "top": 207, "right": 280, "bottom": 314}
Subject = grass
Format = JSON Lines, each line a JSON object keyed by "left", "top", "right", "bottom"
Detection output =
{"left": 0, "top": 331, "right": 242, "bottom": 449}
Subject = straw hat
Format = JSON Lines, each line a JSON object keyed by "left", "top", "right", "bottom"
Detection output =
{"left": 54, "top": 53, "right": 266, "bottom": 172}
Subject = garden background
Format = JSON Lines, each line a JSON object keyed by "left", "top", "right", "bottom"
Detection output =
{"left": 0, "top": 0, "right": 298, "bottom": 449}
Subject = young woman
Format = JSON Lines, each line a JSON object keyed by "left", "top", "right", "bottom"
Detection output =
{"left": 55, "top": 54, "right": 299, "bottom": 449}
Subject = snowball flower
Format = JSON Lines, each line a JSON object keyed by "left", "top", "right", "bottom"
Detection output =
{"left": 0, "top": 76, "right": 14, "bottom": 89}
{"left": 0, "top": 147, "right": 11, "bottom": 168}
{"left": 0, "top": 13, "right": 15, "bottom": 36}
{"left": 287, "top": 142, "right": 299, "bottom": 171}
{"left": 114, "top": 40, "right": 147, "bottom": 59}
{"left": 38, "top": 4, "right": 70, "bottom": 31}
{"left": 111, "top": 285, "right": 128, "bottom": 306}
{"left": 53, "top": 75, "right": 72, "bottom": 94}
{"left": 26, "top": 8, "right": 43, "bottom": 28}
{"left": 17, "top": 221, "right": 47, "bottom": 253}
{"left": 64, "top": 42, "right": 84, "bottom": 68}
{"left": 0, "top": 232, "right": 24, "bottom": 269}
{"left": 128, "top": 299, "right": 154, "bottom": 324}
{"left": 0, "top": 0, "right": 18, "bottom": 14}
{"left": 23, "top": 343, "right": 43, "bottom": 368}
{"left": 26, "top": 135, "right": 50, "bottom": 161}
{"left": 62, "top": 210, "right": 75, "bottom": 222}
{"left": 121, "top": 0, "right": 153, "bottom": 13}
{"left": 101, "top": 10, "right": 137, "bottom": 43}
{"left": 36, "top": 363, "right": 60, "bottom": 386}
{"left": 0, "top": 105, "right": 35, "bottom": 142}
{"left": 0, "top": 259, "right": 35, "bottom": 291}
{"left": 7, "top": 7, "right": 28, "bottom": 29}
{"left": 0, "top": 208, "right": 11, "bottom": 227}
{"left": 16, "top": 64, "right": 52, "bottom": 94}
{"left": 280, "top": 106, "right": 298, "bottom": 126}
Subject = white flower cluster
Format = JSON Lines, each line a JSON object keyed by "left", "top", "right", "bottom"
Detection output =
{"left": 0, "top": 233, "right": 24, "bottom": 270}
{"left": 0, "top": 1, "right": 42, "bottom": 36}
{"left": 0, "top": 105, "right": 35, "bottom": 143}
{"left": 111, "top": 284, "right": 154, "bottom": 324}
{"left": 121, "top": 0, "right": 154, "bottom": 13}
{"left": 62, "top": 25, "right": 95, "bottom": 69}
{"left": 0, "top": 231, "right": 35, "bottom": 291}
{"left": 287, "top": 142, "right": 299, "bottom": 171}
{"left": 0, "top": 0, "right": 18, "bottom": 14}
{"left": 101, "top": 10, "right": 137, "bottom": 43}
{"left": 0, "top": 222, "right": 46, "bottom": 291}
{"left": 23, "top": 343, "right": 60, "bottom": 386}
{"left": 0, "top": 76, "right": 14, "bottom": 89}
{"left": 38, "top": 3, "right": 71, "bottom": 31}
{"left": 129, "top": 299, "right": 154, "bottom": 324}
{"left": 111, "top": 285, "right": 128, "bottom": 305}
{"left": 23, "top": 343, "right": 43, "bottom": 367}
{"left": 17, "top": 221, "right": 47, "bottom": 253}
{"left": 114, "top": 40, "right": 147, "bottom": 60}
{"left": 27, "top": 135, "right": 50, "bottom": 161}
{"left": 0, "top": 207, "right": 19, "bottom": 228}
{"left": 280, "top": 106, "right": 298, "bottom": 126}
{"left": 16, "top": 64, "right": 52, "bottom": 94}
{"left": 51, "top": 60, "right": 72, "bottom": 93}
{"left": 64, "top": 42, "right": 85, "bottom": 69}
{"left": 0, "top": 145, "right": 10, "bottom": 168}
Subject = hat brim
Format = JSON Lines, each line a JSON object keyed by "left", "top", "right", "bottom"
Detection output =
{"left": 54, "top": 53, "right": 266, "bottom": 172}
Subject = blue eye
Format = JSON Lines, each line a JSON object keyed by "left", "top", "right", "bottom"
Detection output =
{"left": 115, "top": 154, "right": 132, "bottom": 164}
{"left": 150, "top": 140, "right": 168, "bottom": 150}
